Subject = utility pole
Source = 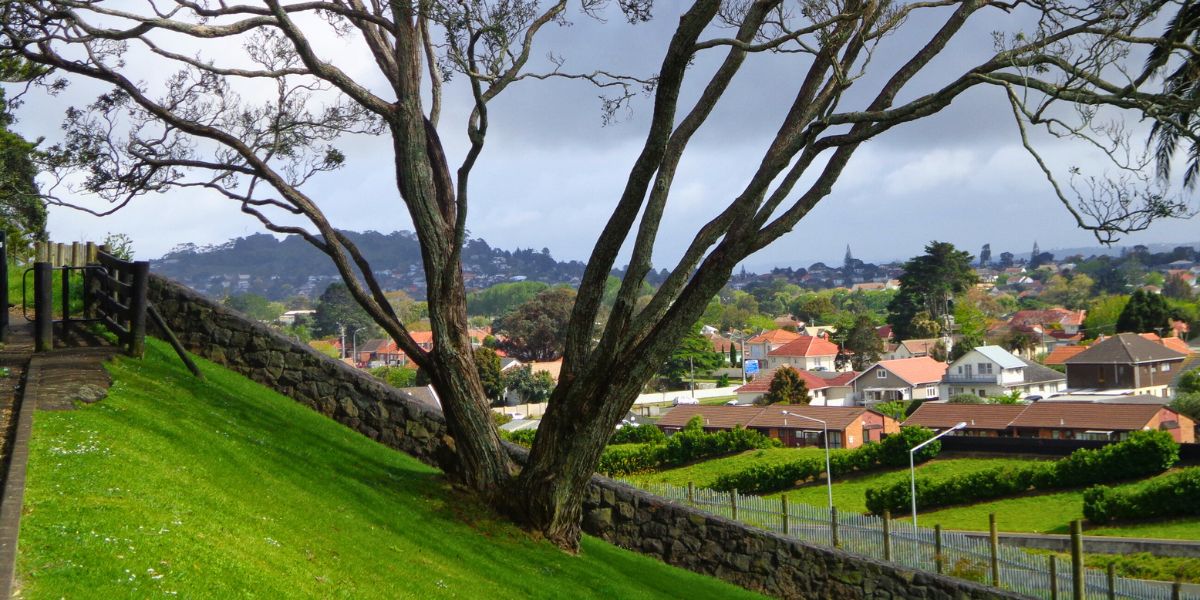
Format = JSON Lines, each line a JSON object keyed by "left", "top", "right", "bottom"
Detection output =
{"left": 690, "top": 356, "right": 695, "bottom": 399}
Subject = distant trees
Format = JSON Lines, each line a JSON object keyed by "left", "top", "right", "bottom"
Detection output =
{"left": 658, "top": 327, "right": 725, "bottom": 390}
{"left": 1083, "top": 295, "right": 1131, "bottom": 338}
{"left": 223, "top": 293, "right": 284, "bottom": 322}
{"left": 467, "top": 281, "right": 550, "bottom": 317}
{"left": 1165, "top": 274, "right": 1195, "bottom": 301}
{"left": 887, "top": 242, "right": 977, "bottom": 341}
{"left": 756, "top": 367, "right": 810, "bottom": 406}
{"left": 313, "top": 283, "right": 380, "bottom": 339}
{"left": 834, "top": 315, "right": 884, "bottom": 371}
{"left": 474, "top": 348, "right": 504, "bottom": 405}
{"left": 1116, "top": 290, "right": 1173, "bottom": 334}
{"left": 1041, "top": 273, "right": 1095, "bottom": 309}
{"left": 503, "top": 366, "right": 555, "bottom": 405}
{"left": 492, "top": 287, "right": 575, "bottom": 361}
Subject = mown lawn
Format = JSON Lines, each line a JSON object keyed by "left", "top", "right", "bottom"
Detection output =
{"left": 17, "top": 338, "right": 763, "bottom": 599}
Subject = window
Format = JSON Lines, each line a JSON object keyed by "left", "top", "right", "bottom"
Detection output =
{"left": 925, "top": 386, "right": 937, "bottom": 397}
{"left": 1162, "top": 363, "right": 1171, "bottom": 372}
{"left": 876, "top": 370, "right": 887, "bottom": 379}
{"left": 828, "top": 431, "right": 844, "bottom": 449}
{"left": 978, "top": 363, "right": 994, "bottom": 375}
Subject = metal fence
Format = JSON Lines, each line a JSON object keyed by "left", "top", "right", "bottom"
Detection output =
{"left": 627, "top": 480, "right": 1195, "bottom": 600}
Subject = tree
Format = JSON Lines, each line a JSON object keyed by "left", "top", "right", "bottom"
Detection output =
{"left": 503, "top": 365, "right": 555, "bottom": 405}
{"left": 887, "top": 242, "right": 977, "bottom": 341}
{"left": 7, "top": 0, "right": 1200, "bottom": 549}
{"left": 1041, "top": 273, "right": 1095, "bottom": 309}
{"left": 1177, "top": 369, "right": 1200, "bottom": 395}
{"left": 370, "top": 365, "right": 418, "bottom": 388}
{"left": 658, "top": 327, "right": 724, "bottom": 390}
{"left": 0, "top": 62, "right": 47, "bottom": 260}
{"left": 834, "top": 315, "right": 883, "bottom": 371}
{"left": 492, "top": 287, "right": 575, "bottom": 362}
{"left": 223, "top": 293, "right": 285, "bottom": 322}
{"left": 755, "top": 367, "right": 810, "bottom": 405}
{"left": 1171, "top": 392, "right": 1200, "bottom": 421}
{"left": 948, "top": 393, "right": 986, "bottom": 404}
{"left": 1164, "top": 274, "right": 1195, "bottom": 301}
{"left": 1116, "top": 289, "right": 1173, "bottom": 333}
{"left": 313, "top": 282, "right": 380, "bottom": 339}
{"left": 467, "top": 281, "right": 551, "bottom": 317}
{"left": 475, "top": 347, "right": 504, "bottom": 405}
{"left": 1083, "top": 295, "right": 1130, "bottom": 338}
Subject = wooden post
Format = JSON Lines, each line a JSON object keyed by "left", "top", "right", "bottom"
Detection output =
{"left": 1106, "top": 562, "right": 1116, "bottom": 600}
{"left": 71, "top": 241, "right": 81, "bottom": 267}
{"left": 1173, "top": 576, "right": 1183, "bottom": 600}
{"left": 1049, "top": 555, "right": 1058, "bottom": 600}
{"left": 0, "top": 239, "right": 7, "bottom": 343}
{"left": 730, "top": 489, "right": 738, "bottom": 521}
{"left": 35, "top": 241, "right": 46, "bottom": 263}
{"left": 147, "top": 304, "right": 203, "bottom": 379}
{"left": 85, "top": 242, "right": 97, "bottom": 263}
{"left": 128, "top": 260, "right": 150, "bottom": 357}
{"left": 830, "top": 507, "right": 839, "bottom": 548}
{"left": 989, "top": 513, "right": 1000, "bottom": 587}
{"left": 60, "top": 264, "right": 71, "bottom": 344}
{"left": 1071, "top": 520, "right": 1084, "bottom": 600}
{"left": 781, "top": 495, "right": 790, "bottom": 536}
{"left": 882, "top": 510, "right": 892, "bottom": 561}
{"left": 33, "top": 262, "right": 52, "bottom": 352}
{"left": 934, "top": 524, "right": 944, "bottom": 574}
{"left": 52, "top": 243, "right": 62, "bottom": 267}
{"left": 687, "top": 482, "right": 695, "bottom": 508}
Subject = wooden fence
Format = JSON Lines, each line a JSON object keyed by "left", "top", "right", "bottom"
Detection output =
{"left": 88, "top": 249, "right": 149, "bottom": 356}
{"left": 33, "top": 241, "right": 99, "bottom": 267}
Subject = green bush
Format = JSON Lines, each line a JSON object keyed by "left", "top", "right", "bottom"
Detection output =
{"left": 596, "top": 416, "right": 778, "bottom": 477}
{"left": 1084, "top": 467, "right": 1200, "bottom": 524}
{"left": 500, "top": 429, "right": 538, "bottom": 447}
{"left": 709, "top": 426, "right": 939, "bottom": 494}
{"left": 609, "top": 423, "right": 667, "bottom": 445}
{"left": 865, "top": 430, "right": 1180, "bottom": 515}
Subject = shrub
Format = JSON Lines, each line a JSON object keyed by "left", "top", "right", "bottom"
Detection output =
{"left": 1083, "top": 467, "right": 1200, "bottom": 524}
{"left": 948, "top": 393, "right": 985, "bottom": 404}
{"left": 595, "top": 416, "right": 777, "bottom": 477}
{"left": 609, "top": 423, "right": 667, "bottom": 445}
{"left": 710, "top": 427, "right": 939, "bottom": 494}
{"left": 865, "top": 430, "right": 1179, "bottom": 515}
{"left": 500, "top": 429, "right": 538, "bottom": 447}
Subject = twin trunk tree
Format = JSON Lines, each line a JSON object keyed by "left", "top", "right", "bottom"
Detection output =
{"left": 3, "top": 0, "right": 1198, "bottom": 548}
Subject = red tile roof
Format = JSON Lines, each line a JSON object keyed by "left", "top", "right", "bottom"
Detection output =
{"left": 859, "top": 357, "right": 948, "bottom": 386}
{"left": 1161, "top": 337, "right": 1191, "bottom": 355}
{"left": 734, "top": 367, "right": 857, "bottom": 394}
{"left": 658, "top": 405, "right": 891, "bottom": 432}
{"left": 1043, "top": 345, "right": 1086, "bottom": 365}
{"left": 769, "top": 335, "right": 840, "bottom": 357}
{"left": 747, "top": 329, "right": 802, "bottom": 345}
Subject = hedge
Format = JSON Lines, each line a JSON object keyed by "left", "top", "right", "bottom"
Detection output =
{"left": 709, "top": 426, "right": 942, "bottom": 494}
{"left": 597, "top": 416, "right": 779, "bottom": 477}
{"left": 609, "top": 423, "right": 667, "bottom": 445}
{"left": 1083, "top": 467, "right": 1200, "bottom": 524}
{"left": 865, "top": 429, "right": 1180, "bottom": 515}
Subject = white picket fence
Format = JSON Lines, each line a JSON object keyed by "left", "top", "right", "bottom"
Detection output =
{"left": 627, "top": 480, "right": 1194, "bottom": 600}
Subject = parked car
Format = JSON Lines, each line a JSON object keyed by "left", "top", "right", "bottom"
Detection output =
{"left": 673, "top": 396, "right": 699, "bottom": 406}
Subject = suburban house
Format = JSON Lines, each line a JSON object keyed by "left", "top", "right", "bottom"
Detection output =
{"left": 904, "top": 401, "right": 1195, "bottom": 443}
{"left": 1064, "top": 333, "right": 1188, "bottom": 398}
{"left": 987, "top": 308, "right": 1086, "bottom": 356}
{"left": 940, "top": 346, "right": 1066, "bottom": 400}
{"left": 884, "top": 338, "right": 939, "bottom": 360}
{"left": 733, "top": 367, "right": 858, "bottom": 406}
{"left": 848, "top": 357, "right": 948, "bottom": 404}
{"left": 767, "top": 335, "right": 843, "bottom": 372}
{"left": 1043, "top": 345, "right": 1086, "bottom": 367}
{"left": 656, "top": 404, "right": 900, "bottom": 449}
{"left": 745, "top": 329, "right": 802, "bottom": 368}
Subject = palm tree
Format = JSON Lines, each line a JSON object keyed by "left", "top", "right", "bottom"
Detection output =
{"left": 1144, "top": 1, "right": 1200, "bottom": 187}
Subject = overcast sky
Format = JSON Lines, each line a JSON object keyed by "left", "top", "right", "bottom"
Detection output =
{"left": 7, "top": 0, "right": 1199, "bottom": 268}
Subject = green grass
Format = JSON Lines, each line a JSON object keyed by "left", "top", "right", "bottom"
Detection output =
{"left": 698, "top": 395, "right": 737, "bottom": 406}
{"left": 6, "top": 262, "right": 83, "bottom": 315}
{"left": 629, "top": 447, "right": 829, "bottom": 489}
{"left": 1025, "top": 549, "right": 1200, "bottom": 584}
{"left": 17, "top": 338, "right": 763, "bottom": 599}
{"left": 919, "top": 471, "right": 1200, "bottom": 539}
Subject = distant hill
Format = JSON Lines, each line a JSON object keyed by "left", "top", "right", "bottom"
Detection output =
{"left": 154, "top": 231, "right": 588, "bottom": 300}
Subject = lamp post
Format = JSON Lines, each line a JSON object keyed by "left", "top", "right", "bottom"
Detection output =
{"left": 782, "top": 411, "right": 833, "bottom": 511}
{"left": 352, "top": 328, "right": 365, "bottom": 367}
{"left": 909, "top": 421, "right": 967, "bottom": 527}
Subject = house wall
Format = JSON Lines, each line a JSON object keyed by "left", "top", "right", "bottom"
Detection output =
{"left": 853, "top": 365, "right": 912, "bottom": 401}
{"left": 148, "top": 275, "right": 1025, "bottom": 600}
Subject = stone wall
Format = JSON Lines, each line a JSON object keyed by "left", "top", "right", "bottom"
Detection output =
{"left": 148, "top": 275, "right": 1024, "bottom": 600}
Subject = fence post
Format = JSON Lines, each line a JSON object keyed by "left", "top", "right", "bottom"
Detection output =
{"left": 33, "top": 262, "right": 52, "bottom": 352}
{"left": 1049, "top": 555, "right": 1058, "bottom": 600}
{"left": 730, "top": 489, "right": 738, "bottom": 521}
{"left": 60, "top": 263, "right": 71, "bottom": 344}
{"left": 1106, "top": 563, "right": 1115, "bottom": 600}
{"left": 781, "top": 495, "right": 789, "bottom": 536}
{"left": 35, "top": 241, "right": 46, "bottom": 263}
{"left": 128, "top": 260, "right": 150, "bottom": 357}
{"left": 0, "top": 240, "right": 7, "bottom": 343}
{"left": 934, "top": 524, "right": 943, "bottom": 574}
{"left": 1173, "top": 576, "right": 1183, "bottom": 600}
{"left": 989, "top": 513, "right": 1000, "bottom": 587}
{"left": 1071, "top": 520, "right": 1084, "bottom": 600}
{"left": 830, "top": 507, "right": 839, "bottom": 548}
{"left": 882, "top": 510, "right": 892, "bottom": 562}
{"left": 687, "top": 482, "right": 695, "bottom": 508}
{"left": 71, "top": 241, "right": 81, "bottom": 267}
{"left": 85, "top": 242, "right": 97, "bottom": 264}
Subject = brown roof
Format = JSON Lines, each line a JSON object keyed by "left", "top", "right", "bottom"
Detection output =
{"left": 904, "top": 403, "right": 1027, "bottom": 431}
{"left": 1066, "top": 333, "right": 1186, "bottom": 365}
{"left": 734, "top": 367, "right": 857, "bottom": 394}
{"left": 1009, "top": 402, "right": 1168, "bottom": 431}
{"left": 1044, "top": 345, "right": 1086, "bottom": 365}
{"left": 658, "top": 405, "right": 890, "bottom": 432}
{"left": 899, "top": 338, "right": 939, "bottom": 355}
{"left": 769, "top": 335, "right": 840, "bottom": 357}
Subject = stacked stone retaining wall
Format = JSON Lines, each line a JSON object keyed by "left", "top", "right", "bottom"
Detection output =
{"left": 148, "top": 274, "right": 1024, "bottom": 600}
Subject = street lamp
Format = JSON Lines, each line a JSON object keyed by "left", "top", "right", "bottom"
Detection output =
{"left": 781, "top": 410, "right": 833, "bottom": 511}
{"left": 352, "top": 328, "right": 365, "bottom": 367}
{"left": 909, "top": 421, "right": 967, "bottom": 527}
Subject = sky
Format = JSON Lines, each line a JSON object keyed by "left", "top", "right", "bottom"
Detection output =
{"left": 7, "top": 0, "right": 1200, "bottom": 269}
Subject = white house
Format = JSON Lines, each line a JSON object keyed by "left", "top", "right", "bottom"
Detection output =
{"left": 848, "top": 357, "right": 948, "bottom": 404}
{"left": 940, "top": 345, "right": 1067, "bottom": 400}
{"left": 768, "top": 335, "right": 843, "bottom": 372}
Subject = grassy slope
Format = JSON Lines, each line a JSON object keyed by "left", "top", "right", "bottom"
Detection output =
{"left": 630, "top": 447, "right": 829, "bottom": 489}
{"left": 17, "top": 339, "right": 762, "bottom": 599}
